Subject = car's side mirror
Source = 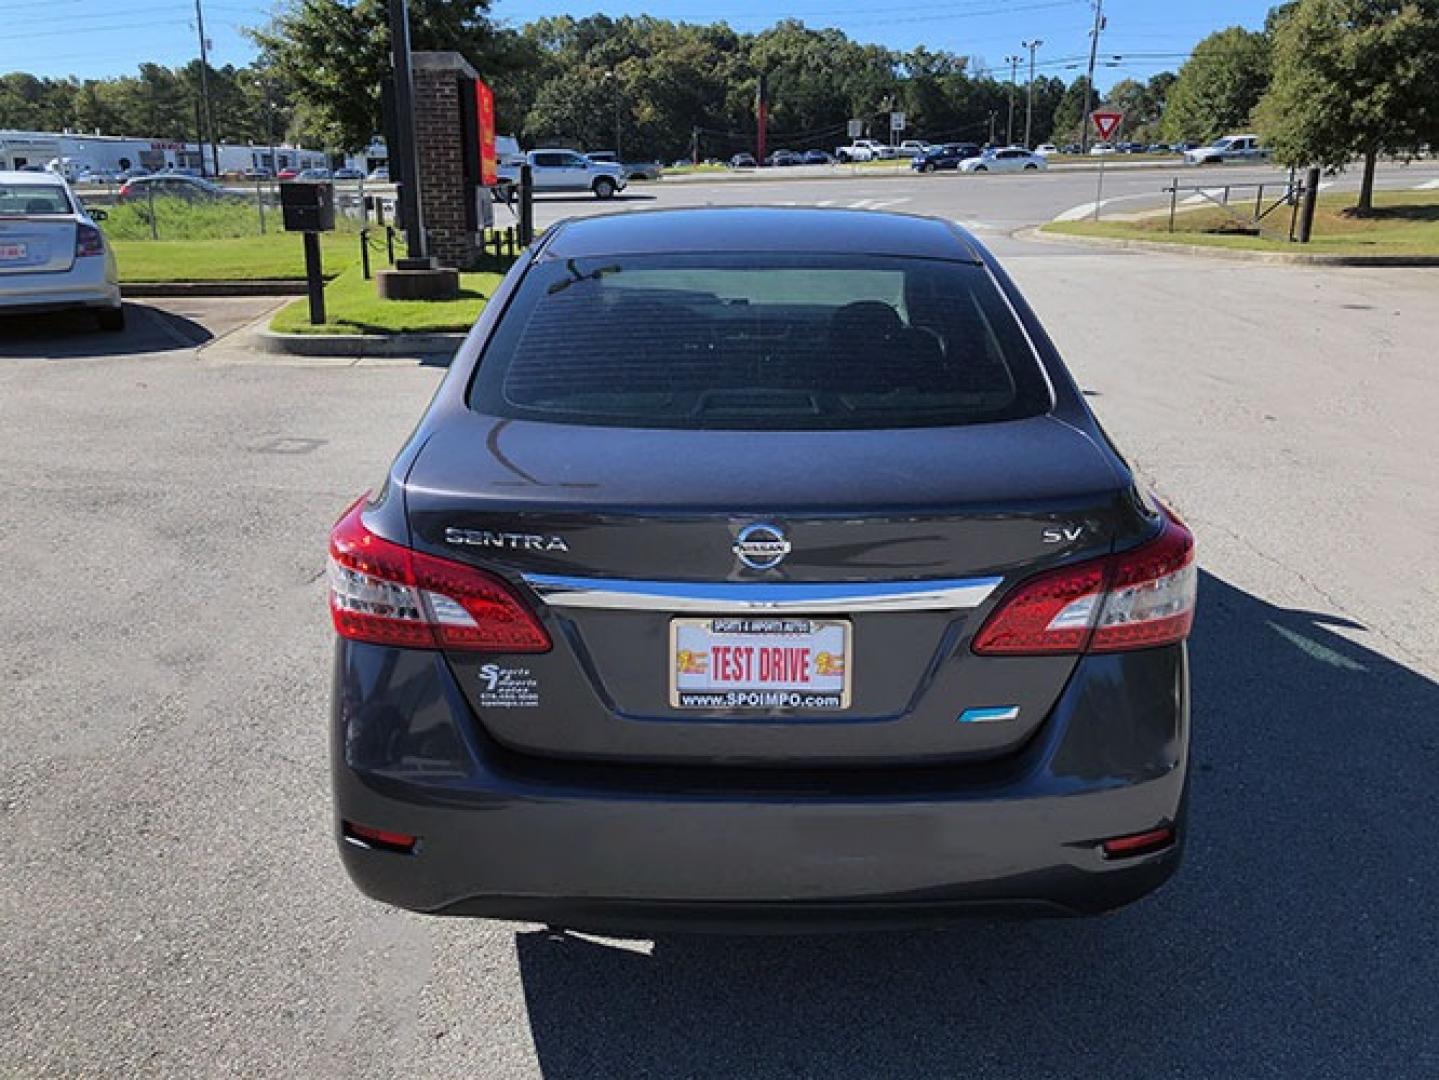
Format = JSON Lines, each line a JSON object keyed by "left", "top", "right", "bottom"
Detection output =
{"left": 89, "top": 208, "right": 108, "bottom": 221}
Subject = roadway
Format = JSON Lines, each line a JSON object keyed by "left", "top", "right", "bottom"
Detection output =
{"left": 2, "top": 166, "right": 1437, "bottom": 1078}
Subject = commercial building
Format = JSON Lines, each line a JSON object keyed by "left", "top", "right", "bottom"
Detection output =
{"left": 0, "top": 129, "right": 335, "bottom": 176}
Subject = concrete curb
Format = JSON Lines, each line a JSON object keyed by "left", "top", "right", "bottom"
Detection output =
{"left": 123, "top": 280, "right": 310, "bottom": 298}
{"left": 656, "top": 160, "right": 1184, "bottom": 185}
{"left": 1018, "top": 226, "right": 1439, "bottom": 266}
{"left": 252, "top": 327, "right": 465, "bottom": 358}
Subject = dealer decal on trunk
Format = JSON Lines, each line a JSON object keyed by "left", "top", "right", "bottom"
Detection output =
{"left": 478, "top": 663, "right": 540, "bottom": 709}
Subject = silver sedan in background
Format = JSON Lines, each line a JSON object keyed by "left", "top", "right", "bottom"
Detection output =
{"left": 0, "top": 170, "right": 122, "bottom": 331}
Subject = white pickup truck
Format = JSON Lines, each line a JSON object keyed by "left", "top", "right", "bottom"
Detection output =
{"left": 834, "top": 139, "right": 897, "bottom": 163}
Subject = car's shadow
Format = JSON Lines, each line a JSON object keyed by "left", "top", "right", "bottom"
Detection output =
{"left": 513, "top": 571, "right": 1438, "bottom": 1077}
{"left": 0, "top": 304, "right": 211, "bottom": 359}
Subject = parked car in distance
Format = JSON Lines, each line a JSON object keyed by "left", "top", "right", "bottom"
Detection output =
{"left": 1170, "top": 141, "right": 1202, "bottom": 153}
{"left": 0, "top": 170, "right": 123, "bottom": 331}
{"left": 1061, "top": 143, "right": 1082, "bottom": 155}
{"left": 1034, "top": 143, "right": 1059, "bottom": 156}
{"left": 241, "top": 167, "right": 272, "bottom": 180}
{"left": 1184, "top": 134, "right": 1269, "bottom": 165}
{"left": 333, "top": 167, "right": 365, "bottom": 181}
{"left": 1146, "top": 143, "right": 1171, "bottom": 154}
{"left": 366, "top": 167, "right": 389, "bottom": 182}
{"left": 765, "top": 149, "right": 803, "bottom": 167}
{"left": 497, "top": 149, "right": 628, "bottom": 199}
{"left": 1089, "top": 142, "right": 1117, "bottom": 156}
{"left": 897, "top": 139, "right": 931, "bottom": 156}
{"left": 326, "top": 206, "right": 1196, "bottom": 931}
{"left": 117, "top": 174, "right": 232, "bottom": 202}
{"left": 294, "top": 168, "right": 332, "bottom": 181}
{"left": 835, "top": 139, "right": 897, "bottom": 162}
{"left": 911, "top": 143, "right": 981, "bottom": 172}
{"left": 276, "top": 168, "right": 300, "bottom": 180}
{"left": 959, "top": 147, "right": 1048, "bottom": 173}
{"left": 729, "top": 153, "right": 757, "bottom": 168}
{"left": 802, "top": 149, "right": 834, "bottom": 165}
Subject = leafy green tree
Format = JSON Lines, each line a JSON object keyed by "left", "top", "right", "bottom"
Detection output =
{"left": 1159, "top": 26, "right": 1271, "bottom": 142}
{"left": 1256, "top": 0, "right": 1439, "bottom": 213}
{"left": 1049, "top": 75, "right": 1092, "bottom": 144}
{"left": 251, "top": 0, "right": 527, "bottom": 152}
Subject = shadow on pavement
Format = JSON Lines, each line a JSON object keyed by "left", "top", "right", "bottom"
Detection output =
{"left": 514, "top": 571, "right": 1438, "bottom": 1078}
{"left": 0, "top": 303, "right": 211, "bottom": 359}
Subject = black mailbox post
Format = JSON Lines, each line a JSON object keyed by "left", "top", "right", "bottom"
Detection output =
{"left": 280, "top": 181, "right": 335, "bottom": 324}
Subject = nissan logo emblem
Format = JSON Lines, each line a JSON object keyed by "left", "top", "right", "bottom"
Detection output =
{"left": 733, "top": 523, "right": 791, "bottom": 570}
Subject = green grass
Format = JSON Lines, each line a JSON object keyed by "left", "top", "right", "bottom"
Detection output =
{"left": 111, "top": 231, "right": 362, "bottom": 282}
{"left": 269, "top": 264, "right": 506, "bottom": 335}
{"left": 1042, "top": 189, "right": 1439, "bottom": 256}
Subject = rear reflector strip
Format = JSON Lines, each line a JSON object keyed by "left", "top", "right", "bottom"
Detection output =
{"left": 1101, "top": 826, "right": 1175, "bottom": 859}
{"left": 343, "top": 821, "right": 418, "bottom": 854}
{"left": 522, "top": 574, "right": 1002, "bottom": 613}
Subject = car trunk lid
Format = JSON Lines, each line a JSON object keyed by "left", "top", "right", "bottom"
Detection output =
{"left": 404, "top": 413, "right": 1152, "bottom": 767}
{"left": 0, "top": 217, "right": 77, "bottom": 274}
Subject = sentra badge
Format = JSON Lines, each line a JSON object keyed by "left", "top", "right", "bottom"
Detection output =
{"left": 445, "top": 528, "right": 570, "bottom": 553}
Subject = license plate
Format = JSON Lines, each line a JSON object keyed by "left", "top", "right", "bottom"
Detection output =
{"left": 670, "top": 617, "right": 851, "bottom": 711}
{"left": 0, "top": 243, "right": 27, "bottom": 261}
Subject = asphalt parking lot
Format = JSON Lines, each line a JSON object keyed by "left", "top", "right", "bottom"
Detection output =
{"left": 3, "top": 174, "right": 1437, "bottom": 1078}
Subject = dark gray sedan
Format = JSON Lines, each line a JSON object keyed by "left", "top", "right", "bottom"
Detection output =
{"left": 328, "top": 208, "right": 1195, "bottom": 932}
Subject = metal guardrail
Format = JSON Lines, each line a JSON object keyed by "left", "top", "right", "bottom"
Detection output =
{"left": 1162, "top": 171, "right": 1307, "bottom": 240}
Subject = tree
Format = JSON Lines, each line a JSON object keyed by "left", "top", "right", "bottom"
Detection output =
{"left": 1159, "top": 26, "right": 1271, "bottom": 142}
{"left": 1256, "top": 0, "right": 1439, "bottom": 213}
{"left": 1049, "top": 75, "right": 1091, "bottom": 144}
{"left": 251, "top": 0, "right": 527, "bottom": 152}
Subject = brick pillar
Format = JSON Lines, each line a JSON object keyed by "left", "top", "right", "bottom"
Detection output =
{"left": 411, "top": 51, "right": 481, "bottom": 269}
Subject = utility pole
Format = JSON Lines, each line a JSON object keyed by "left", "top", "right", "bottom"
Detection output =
{"left": 1022, "top": 39, "right": 1043, "bottom": 149}
{"left": 387, "top": 0, "right": 426, "bottom": 260}
{"left": 605, "top": 70, "right": 621, "bottom": 158}
{"left": 1005, "top": 55, "right": 1021, "bottom": 146}
{"left": 987, "top": 110, "right": 997, "bottom": 146}
{"left": 257, "top": 76, "right": 277, "bottom": 176}
{"left": 691, "top": 126, "right": 699, "bottom": 165}
{"left": 1081, "top": 0, "right": 1105, "bottom": 152}
{"left": 193, "top": 0, "right": 219, "bottom": 177}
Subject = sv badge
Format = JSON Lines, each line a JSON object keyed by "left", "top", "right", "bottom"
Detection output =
{"left": 1042, "top": 525, "right": 1085, "bottom": 544}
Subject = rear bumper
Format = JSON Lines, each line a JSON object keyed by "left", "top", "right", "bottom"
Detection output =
{"left": 332, "top": 642, "right": 1189, "bottom": 930}
{"left": 0, "top": 259, "right": 120, "bottom": 313}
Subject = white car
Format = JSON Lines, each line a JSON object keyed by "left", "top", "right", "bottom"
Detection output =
{"left": 1034, "top": 143, "right": 1058, "bottom": 156}
{"left": 1184, "top": 134, "right": 1270, "bottom": 165}
{"left": 1089, "top": 142, "right": 1117, "bottom": 156}
{"left": 897, "top": 140, "right": 932, "bottom": 156}
{"left": 957, "top": 148, "right": 1048, "bottom": 174}
{"left": 0, "top": 170, "right": 122, "bottom": 331}
{"left": 497, "top": 150, "right": 628, "bottom": 199}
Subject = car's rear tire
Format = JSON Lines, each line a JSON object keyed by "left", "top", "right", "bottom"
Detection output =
{"left": 593, "top": 177, "right": 617, "bottom": 200}
{"left": 97, "top": 305, "right": 125, "bottom": 333}
{"left": 1024, "top": 163, "right": 1038, "bottom": 170}
{"left": 973, "top": 164, "right": 988, "bottom": 172}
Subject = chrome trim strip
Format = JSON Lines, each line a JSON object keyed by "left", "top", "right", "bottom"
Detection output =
{"left": 522, "top": 574, "right": 1002, "bottom": 613}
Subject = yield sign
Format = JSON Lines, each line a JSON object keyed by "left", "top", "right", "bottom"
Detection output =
{"left": 1091, "top": 110, "right": 1123, "bottom": 141}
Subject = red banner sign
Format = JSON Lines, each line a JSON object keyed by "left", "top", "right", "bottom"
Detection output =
{"left": 475, "top": 79, "right": 497, "bottom": 186}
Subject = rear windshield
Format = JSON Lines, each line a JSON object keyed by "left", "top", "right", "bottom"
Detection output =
{"left": 469, "top": 252, "right": 1051, "bottom": 430}
{"left": 0, "top": 183, "right": 71, "bottom": 216}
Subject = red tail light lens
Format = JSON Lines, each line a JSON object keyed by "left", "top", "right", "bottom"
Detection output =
{"left": 75, "top": 223, "right": 105, "bottom": 257}
{"left": 118, "top": 182, "right": 131, "bottom": 199}
{"left": 973, "top": 509, "right": 1195, "bottom": 656}
{"left": 327, "top": 497, "right": 550, "bottom": 652}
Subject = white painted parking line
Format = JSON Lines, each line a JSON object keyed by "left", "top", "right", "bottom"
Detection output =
{"left": 814, "top": 199, "right": 835, "bottom": 206}
{"left": 1053, "top": 193, "right": 1156, "bottom": 221}
{"left": 865, "top": 198, "right": 910, "bottom": 210}
{"left": 847, "top": 199, "right": 874, "bottom": 208}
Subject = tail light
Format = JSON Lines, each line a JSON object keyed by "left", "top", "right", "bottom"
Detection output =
{"left": 327, "top": 496, "right": 550, "bottom": 652}
{"left": 75, "top": 223, "right": 105, "bottom": 257}
{"left": 973, "top": 509, "right": 1195, "bottom": 656}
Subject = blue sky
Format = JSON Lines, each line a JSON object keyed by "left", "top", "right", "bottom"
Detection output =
{"left": 2, "top": 0, "right": 1274, "bottom": 88}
